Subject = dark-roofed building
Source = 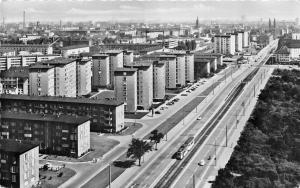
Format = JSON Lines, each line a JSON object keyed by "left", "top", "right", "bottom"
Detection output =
{"left": 0, "top": 67, "right": 29, "bottom": 95}
{"left": 0, "top": 112, "right": 90, "bottom": 157}
{"left": 0, "top": 94, "right": 125, "bottom": 133}
{"left": 0, "top": 139, "right": 39, "bottom": 188}
{"left": 275, "top": 46, "right": 291, "bottom": 62}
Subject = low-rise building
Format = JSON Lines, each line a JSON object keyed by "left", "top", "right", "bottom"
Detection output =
{"left": 0, "top": 67, "right": 29, "bottom": 95}
{"left": 0, "top": 112, "right": 90, "bottom": 157}
{"left": 0, "top": 139, "right": 39, "bottom": 188}
{"left": 61, "top": 45, "right": 90, "bottom": 58}
{"left": 0, "top": 44, "right": 53, "bottom": 55}
{"left": 0, "top": 94, "right": 125, "bottom": 133}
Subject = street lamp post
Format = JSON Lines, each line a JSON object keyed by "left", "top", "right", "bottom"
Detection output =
{"left": 108, "top": 163, "right": 111, "bottom": 188}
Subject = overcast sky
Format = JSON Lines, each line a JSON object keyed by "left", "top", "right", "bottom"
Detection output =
{"left": 1, "top": 0, "right": 300, "bottom": 23}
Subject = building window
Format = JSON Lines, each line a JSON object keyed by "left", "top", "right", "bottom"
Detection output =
{"left": 12, "top": 175, "right": 16, "bottom": 182}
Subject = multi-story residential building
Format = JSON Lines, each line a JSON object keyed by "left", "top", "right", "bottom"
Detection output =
{"left": 185, "top": 52, "right": 194, "bottom": 83}
{"left": 76, "top": 59, "right": 92, "bottom": 96}
{"left": 158, "top": 55, "right": 177, "bottom": 89}
{"left": 0, "top": 112, "right": 90, "bottom": 157}
{"left": 29, "top": 64, "right": 55, "bottom": 96}
{"left": 235, "top": 32, "right": 243, "bottom": 52}
{"left": 242, "top": 31, "right": 249, "bottom": 48}
{"left": 153, "top": 60, "right": 166, "bottom": 100}
{"left": 292, "top": 33, "right": 300, "bottom": 40}
{"left": 100, "top": 50, "right": 124, "bottom": 87}
{"left": 214, "top": 34, "right": 236, "bottom": 55}
{"left": 156, "top": 38, "right": 179, "bottom": 49}
{"left": 167, "top": 51, "right": 186, "bottom": 87}
{"left": 0, "top": 54, "right": 61, "bottom": 72}
{"left": 61, "top": 45, "right": 90, "bottom": 58}
{"left": 123, "top": 51, "right": 134, "bottom": 66}
{"left": 125, "top": 61, "right": 153, "bottom": 110}
{"left": 114, "top": 68, "right": 137, "bottom": 112}
{"left": 0, "top": 94, "right": 124, "bottom": 133}
{"left": 0, "top": 44, "right": 53, "bottom": 55}
{"left": 194, "top": 59, "right": 211, "bottom": 79}
{"left": 42, "top": 58, "right": 77, "bottom": 97}
{"left": 0, "top": 67, "right": 29, "bottom": 95}
{"left": 92, "top": 54, "right": 110, "bottom": 89}
{"left": 0, "top": 139, "right": 39, "bottom": 188}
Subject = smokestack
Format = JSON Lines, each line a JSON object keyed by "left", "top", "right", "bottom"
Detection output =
{"left": 23, "top": 11, "right": 25, "bottom": 29}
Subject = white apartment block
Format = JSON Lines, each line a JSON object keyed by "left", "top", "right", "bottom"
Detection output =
{"left": 214, "top": 34, "right": 236, "bottom": 55}
{"left": 185, "top": 52, "right": 194, "bottom": 83}
{"left": 92, "top": 54, "right": 110, "bottom": 88}
{"left": 242, "top": 31, "right": 249, "bottom": 48}
{"left": 29, "top": 64, "right": 55, "bottom": 96}
{"left": 0, "top": 54, "right": 61, "bottom": 72}
{"left": 76, "top": 59, "right": 92, "bottom": 96}
{"left": 126, "top": 61, "right": 153, "bottom": 110}
{"left": 235, "top": 32, "right": 243, "bottom": 52}
{"left": 62, "top": 45, "right": 90, "bottom": 58}
{"left": 159, "top": 55, "right": 177, "bottom": 89}
{"left": 153, "top": 61, "right": 166, "bottom": 100}
{"left": 114, "top": 68, "right": 137, "bottom": 112}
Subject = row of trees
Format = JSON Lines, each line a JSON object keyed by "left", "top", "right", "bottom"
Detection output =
{"left": 126, "top": 130, "right": 164, "bottom": 166}
{"left": 213, "top": 69, "right": 300, "bottom": 188}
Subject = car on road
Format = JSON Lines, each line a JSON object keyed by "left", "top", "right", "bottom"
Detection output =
{"left": 155, "top": 111, "right": 161, "bottom": 114}
{"left": 160, "top": 107, "right": 164, "bottom": 110}
{"left": 197, "top": 116, "right": 202, "bottom": 120}
{"left": 198, "top": 159, "right": 205, "bottom": 166}
{"left": 181, "top": 93, "right": 188, "bottom": 96}
{"left": 186, "top": 90, "right": 191, "bottom": 93}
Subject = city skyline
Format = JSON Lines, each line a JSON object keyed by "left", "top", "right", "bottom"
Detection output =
{"left": 0, "top": 0, "right": 300, "bottom": 23}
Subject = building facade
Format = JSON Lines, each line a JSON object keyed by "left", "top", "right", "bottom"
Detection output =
{"left": 0, "top": 139, "right": 39, "bottom": 188}
{"left": 153, "top": 61, "right": 166, "bottom": 100}
{"left": 0, "top": 112, "right": 90, "bottom": 157}
{"left": 92, "top": 54, "right": 110, "bottom": 89}
{"left": 0, "top": 44, "right": 53, "bottom": 55}
{"left": 76, "top": 59, "right": 92, "bottom": 96}
{"left": 0, "top": 67, "right": 29, "bottom": 95}
{"left": 123, "top": 51, "right": 134, "bottom": 66}
{"left": 185, "top": 52, "right": 194, "bottom": 83}
{"left": 61, "top": 45, "right": 90, "bottom": 58}
{"left": 214, "top": 34, "right": 235, "bottom": 55}
{"left": 29, "top": 64, "right": 55, "bottom": 96}
{"left": 235, "top": 32, "right": 243, "bottom": 52}
{"left": 114, "top": 68, "right": 137, "bottom": 112}
{"left": 0, "top": 94, "right": 125, "bottom": 132}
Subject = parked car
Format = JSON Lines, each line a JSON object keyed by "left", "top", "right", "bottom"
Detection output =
{"left": 181, "top": 93, "right": 188, "bottom": 96}
{"left": 198, "top": 159, "right": 205, "bottom": 166}
{"left": 155, "top": 111, "right": 161, "bottom": 114}
{"left": 197, "top": 116, "right": 202, "bottom": 120}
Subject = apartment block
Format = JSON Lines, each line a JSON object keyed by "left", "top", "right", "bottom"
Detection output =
{"left": 125, "top": 61, "right": 153, "bottom": 110}
{"left": 235, "top": 32, "right": 243, "bottom": 52}
{"left": 92, "top": 54, "right": 110, "bottom": 89}
{"left": 61, "top": 45, "right": 90, "bottom": 58}
{"left": 0, "top": 54, "right": 61, "bottom": 72}
{"left": 0, "top": 112, "right": 90, "bottom": 157}
{"left": 214, "top": 34, "right": 236, "bottom": 55}
{"left": 0, "top": 67, "right": 29, "bottom": 95}
{"left": 42, "top": 58, "right": 77, "bottom": 97}
{"left": 242, "top": 31, "right": 249, "bottom": 48}
{"left": 185, "top": 52, "right": 194, "bottom": 83}
{"left": 153, "top": 60, "right": 166, "bottom": 100}
{"left": 0, "top": 139, "right": 39, "bottom": 188}
{"left": 0, "top": 94, "right": 124, "bottom": 133}
{"left": 123, "top": 50, "right": 134, "bottom": 66}
{"left": 76, "top": 59, "right": 92, "bottom": 96}
{"left": 167, "top": 51, "right": 186, "bottom": 87}
{"left": 29, "top": 64, "right": 55, "bottom": 96}
{"left": 0, "top": 44, "right": 53, "bottom": 55}
{"left": 158, "top": 55, "right": 177, "bottom": 89}
{"left": 101, "top": 50, "right": 124, "bottom": 87}
{"left": 114, "top": 68, "right": 137, "bottom": 112}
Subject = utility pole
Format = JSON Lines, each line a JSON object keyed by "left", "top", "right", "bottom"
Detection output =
{"left": 214, "top": 139, "right": 217, "bottom": 166}
{"left": 193, "top": 174, "right": 196, "bottom": 188}
{"left": 108, "top": 164, "right": 111, "bottom": 188}
{"left": 253, "top": 85, "right": 256, "bottom": 97}
{"left": 225, "top": 124, "right": 228, "bottom": 147}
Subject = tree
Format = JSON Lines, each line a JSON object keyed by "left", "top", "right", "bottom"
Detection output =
{"left": 149, "top": 130, "right": 165, "bottom": 150}
{"left": 127, "top": 138, "right": 152, "bottom": 166}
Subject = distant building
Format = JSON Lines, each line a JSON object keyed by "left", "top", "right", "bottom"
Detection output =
{"left": 156, "top": 39, "right": 178, "bottom": 49}
{"left": 0, "top": 112, "right": 90, "bottom": 157}
{"left": 92, "top": 54, "right": 110, "bottom": 89}
{"left": 0, "top": 67, "right": 29, "bottom": 95}
{"left": 242, "top": 31, "right": 249, "bottom": 48}
{"left": 0, "top": 139, "right": 39, "bottom": 188}
{"left": 0, "top": 54, "right": 61, "bottom": 72}
{"left": 0, "top": 44, "right": 53, "bottom": 55}
{"left": 125, "top": 61, "right": 153, "bottom": 110}
{"left": 114, "top": 68, "right": 137, "bottom": 112}
{"left": 0, "top": 94, "right": 125, "bottom": 132}
{"left": 19, "top": 34, "right": 41, "bottom": 43}
{"left": 292, "top": 33, "right": 300, "bottom": 40}
{"left": 123, "top": 50, "right": 134, "bottom": 66}
{"left": 29, "top": 64, "right": 55, "bottom": 96}
{"left": 61, "top": 45, "right": 90, "bottom": 58}
{"left": 275, "top": 46, "right": 290, "bottom": 62}
{"left": 235, "top": 32, "right": 243, "bottom": 52}
{"left": 213, "top": 34, "right": 235, "bottom": 55}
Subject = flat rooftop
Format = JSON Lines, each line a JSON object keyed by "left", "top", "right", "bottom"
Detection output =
{"left": 1, "top": 111, "right": 90, "bottom": 125}
{"left": 0, "top": 94, "right": 124, "bottom": 106}
{"left": 114, "top": 67, "right": 138, "bottom": 72}
{"left": 62, "top": 44, "right": 89, "bottom": 50}
{"left": 0, "top": 139, "right": 39, "bottom": 155}
{"left": 42, "top": 57, "right": 76, "bottom": 65}
{"left": 29, "top": 63, "right": 54, "bottom": 70}
{"left": 0, "top": 67, "right": 29, "bottom": 78}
